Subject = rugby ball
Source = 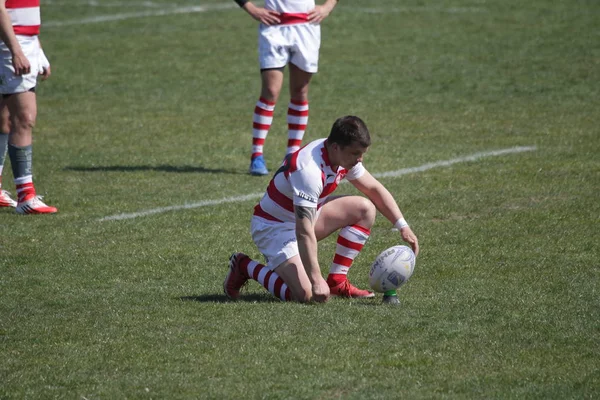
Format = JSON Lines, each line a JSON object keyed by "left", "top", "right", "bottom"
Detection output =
{"left": 369, "top": 245, "right": 416, "bottom": 293}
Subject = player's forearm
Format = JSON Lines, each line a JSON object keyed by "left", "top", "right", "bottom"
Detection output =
{"left": 296, "top": 215, "right": 321, "bottom": 282}
{"left": 295, "top": 205, "right": 321, "bottom": 282}
{"left": 368, "top": 181, "right": 406, "bottom": 225}
{"left": 0, "top": 8, "right": 21, "bottom": 55}
{"left": 235, "top": 0, "right": 257, "bottom": 15}
{"left": 297, "top": 231, "right": 322, "bottom": 283}
{"left": 321, "top": 0, "right": 338, "bottom": 12}
{"left": 355, "top": 172, "right": 407, "bottom": 225}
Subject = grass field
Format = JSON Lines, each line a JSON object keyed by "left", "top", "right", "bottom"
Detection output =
{"left": 1, "top": 0, "right": 599, "bottom": 398}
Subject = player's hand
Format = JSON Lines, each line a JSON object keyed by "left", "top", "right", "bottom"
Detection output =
{"left": 245, "top": 3, "right": 281, "bottom": 25}
{"left": 308, "top": 5, "right": 332, "bottom": 23}
{"left": 400, "top": 226, "right": 419, "bottom": 257}
{"left": 311, "top": 277, "right": 330, "bottom": 303}
{"left": 12, "top": 52, "right": 30, "bottom": 76}
{"left": 39, "top": 65, "right": 51, "bottom": 80}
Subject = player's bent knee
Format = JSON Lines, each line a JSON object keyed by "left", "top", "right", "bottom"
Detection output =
{"left": 356, "top": 197, "right": 377, "bottom": 223}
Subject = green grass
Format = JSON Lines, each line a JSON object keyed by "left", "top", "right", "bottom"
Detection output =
{"left": 1, "top": 0, "right": 599, "bottom": 398}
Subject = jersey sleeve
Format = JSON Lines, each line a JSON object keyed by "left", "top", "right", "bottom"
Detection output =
{"left": 289, "top": 165, "right": 323, "bottom": 208}
{"left": 345, "top": 162, "right": 366, "bottom": 181}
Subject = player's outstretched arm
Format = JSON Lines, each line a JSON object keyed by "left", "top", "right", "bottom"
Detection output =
{"left": 234, "top": 0, "right": 281, "bottom": 25}
{"left": 351, "top": 171, "right": 420, "bottom": 256}
{"left": 308, "top": 0, "right": 338, "bottom": 23}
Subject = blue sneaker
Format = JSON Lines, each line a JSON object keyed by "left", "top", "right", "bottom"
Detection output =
{"left": 249, "top": 155, "right": 269, "bottom": 176}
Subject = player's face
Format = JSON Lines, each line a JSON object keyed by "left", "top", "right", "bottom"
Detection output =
{"left": 333, "top": 142, "right": 369, "bottom": 170}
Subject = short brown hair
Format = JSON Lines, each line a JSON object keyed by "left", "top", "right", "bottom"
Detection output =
{"left": 327, "top": 116, "right": 371, "bottom": 149}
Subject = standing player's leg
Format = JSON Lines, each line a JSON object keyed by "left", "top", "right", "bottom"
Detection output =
{"left": 249, "top": 68, "right": 284, "bottom": 176}
{"left": 6, "top": 91, "right": 56, "bottom": 214}
{"left": 315, "top": 196, "right": 377, "bottom": 298}
{"left": 286, "top": 63, "right": 311, "bottom": 155}
{"left": 0, "top": 100, "right": 17, "bottom": 208}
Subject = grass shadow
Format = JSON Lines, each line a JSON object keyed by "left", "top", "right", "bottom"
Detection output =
{"left": 180, "top": 294, "right": 391, "bottom": 306}
{"left": 179, "top": 293, "right": 281, "bottom": 303}
{"left": 64, "top": 164, "right": 242, "bottom": 175}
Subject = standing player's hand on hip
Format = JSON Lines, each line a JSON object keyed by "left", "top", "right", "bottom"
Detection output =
{"left": 400, "top": 227, "right": 420, "bottom": 257}
{"left": 244, "top": 3, "right": 281, "bottom": 25}
{"left": 308, "top": 5, "right": 332, "bottom": 23}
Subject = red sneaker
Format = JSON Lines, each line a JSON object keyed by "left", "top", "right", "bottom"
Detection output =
{"left": 16, "top": 195, "right": 57, "bottom": 215}
{"left": 0, "top": 190, "right": 17, "bottom": 208}
{"left": 223, "top": 253, "right": 250, "bottom": 300}
{"left": 329, "top": 280, "right": 375, "bottom": 298}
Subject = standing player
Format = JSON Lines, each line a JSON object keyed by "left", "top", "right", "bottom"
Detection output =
{"left": 234, "top": 0, "right": 338, "bottom": 176}
{"left": 0, "top": 0, "right": 56, "bottom": 214}
{"left": 224, "top": 116, "right": 419, "bottom": 302}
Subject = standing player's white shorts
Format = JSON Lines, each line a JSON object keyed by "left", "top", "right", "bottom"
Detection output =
{"left": 0, "top": 35, "right": 42, "bottom": 95}
{"left": 258, "top": 22, "right": 321, "bottom": 73}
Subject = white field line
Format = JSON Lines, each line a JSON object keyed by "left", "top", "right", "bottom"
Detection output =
{"left": 43, "top": 3, "right": 237, "bottom": 28}
{"left": 344, "top": 6, "right": 487, "bottom": 14}
{"left": 44, "top": 1, "right": 169, "bottom": 7}
{"left": 374, "top": 146, "right": 537, "bottom": 178}
{"left": 99, "top": 146, "right": 537, "bottom": 222}
{"left": 42, "top": 3, "right": 486, "bottom": 28}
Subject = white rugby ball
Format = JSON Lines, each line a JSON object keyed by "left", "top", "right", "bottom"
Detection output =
{"left": 369, "top": 245, "right": 416, "bottom": 293}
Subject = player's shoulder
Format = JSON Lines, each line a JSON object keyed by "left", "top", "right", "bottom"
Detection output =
{"left": 293, "top": 139, "right": 323, "bottom": 166}
{"left": 293, "top": 156, "right": 322, "bottom": 179}
{"left": 293, "top": 141, "right": 324, "bottom": 180}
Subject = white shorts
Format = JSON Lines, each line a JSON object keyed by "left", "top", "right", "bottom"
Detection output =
{"left": 258, "top": 23, "right": 321, "bottom": 73}
{"left": 251, "top": 216, "right": 298, "bottom": 270}
{"left": 0, "top": 35, "right": 41, "bottom": 95}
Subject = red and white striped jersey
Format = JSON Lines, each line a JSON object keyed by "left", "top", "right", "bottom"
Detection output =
{"left": 264, "top": 0, "right": 315, "bottom": 14}
{"left": 6, "top": 0, "right": 40, "bottom": 36}
{"left": 254, "top": 138, "right": 366, "bottom": 223}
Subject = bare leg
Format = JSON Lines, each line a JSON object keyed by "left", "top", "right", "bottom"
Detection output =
{"left": 273, "top": 255, "right": 313, "bottom": 302}
{"left": 315, "top": 196, "right": 377, "bottom": 240}
{"left": 288, "top": 63, "right": 312, "bottom": 104}
{"left": 260, "top": 68, "right": 285, "bottom": 103}
{"left": 315, "top": 196, "right": 377, "bottom": 297}
{"left": 6, "top": 91, "right": 36, "bottom": 147}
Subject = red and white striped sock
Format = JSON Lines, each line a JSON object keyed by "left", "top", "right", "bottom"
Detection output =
{"left": 14, "top": 175, "right": 35, "bottom": 203}
{"left": 239, "top": 256, "right": 291, "bottom": 301}
{"left": 286, "top": 100, "right": 308, "bottom": 155}
{"left": 252, "top": 97, "right": 276, "bottom": 159}
{"left": 327, "top": 225, "right": 371, "bottom": 286}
